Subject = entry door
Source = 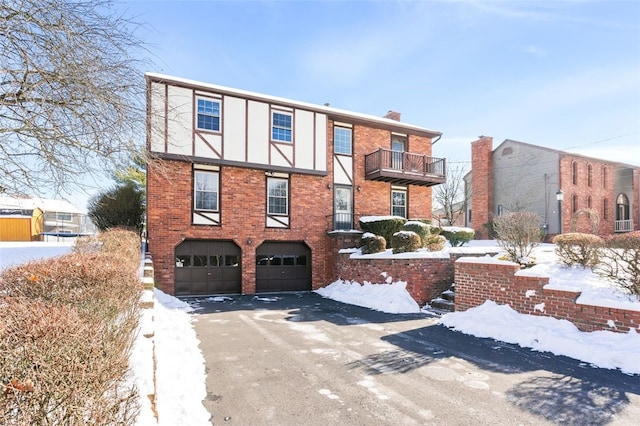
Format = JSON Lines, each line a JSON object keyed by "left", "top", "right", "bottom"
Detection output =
{"left": 392, "top": 138, "right": 406, "bottom": 170}
{"left": 334, "top": 186, "right": 353, "bottom": 230}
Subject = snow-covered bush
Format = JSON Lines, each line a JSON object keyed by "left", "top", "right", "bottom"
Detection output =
{"left": 360, "top": 233, "right": 386, "bottom": 254}
{"left": 439, "top": 226, "right": 474, "bottom": 247}
{"left": 403, "top": 221, "right": 431, "bottom": 247}
{"left": 424, "top": 234, "right": 447, "bottom": 252}
{"left": 391, "top": 230, "right": 421, "bottom": 254}
{"left": 553, "top": 232, "right": 604, "bottom": 268}
{"left": 594, "top": 232, "right": 640, "bottom": 296}
{"left": 359, "top": 216, "right": 406, "bottom": 248}
{"left": 494, "top": 211, "right": 542, "bottom": 266}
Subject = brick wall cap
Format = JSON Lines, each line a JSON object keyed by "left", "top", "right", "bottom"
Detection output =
{"left": 351, "top": 250, "right": 450, "bottom": 260}
{"left": 515, "top": 269, "right": 549, "bottom": 278}
{"left": 455, "top": 256, "right": 518, "bottom": 266}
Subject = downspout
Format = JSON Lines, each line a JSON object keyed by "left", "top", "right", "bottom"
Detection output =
{"left": 431, "top": 134, "right": 442, "bottom": 145}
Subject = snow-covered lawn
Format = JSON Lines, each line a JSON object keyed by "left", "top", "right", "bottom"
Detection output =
{"left": 1, "top": 240, "right": 638, "bottom": 425}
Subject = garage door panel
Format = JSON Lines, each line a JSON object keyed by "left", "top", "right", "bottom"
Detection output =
{"left": 174, "top": 240, "right": 242, "bottom": 296}
{"left": 256, "top": 242, "right": 311, "bottom": 292}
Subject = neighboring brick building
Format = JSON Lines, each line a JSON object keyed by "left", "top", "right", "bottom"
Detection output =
{"left": 145, "top": 73, "right": 445, "bottom": 296}
{"left": 465, "top": 136, "right": 639, "bottom": 238}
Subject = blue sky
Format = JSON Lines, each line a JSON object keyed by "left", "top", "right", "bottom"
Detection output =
{"left": 120, "top": 0, "right": 640, "bottom": 171}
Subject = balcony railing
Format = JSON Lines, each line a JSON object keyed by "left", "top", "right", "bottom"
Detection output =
{"left": 364, "top": 148, "right": 446, "bottom": 187}
{"left": 327, "top": 213, "right": 355, "bottom": 232}
{"left": 615, "top": 219, "right": 634, "bottom": 233}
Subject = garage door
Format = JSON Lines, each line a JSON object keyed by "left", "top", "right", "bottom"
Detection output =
{"left": 174, "top": 240, "right": 241, "bottom": 296}
{"left": 256, "top": 242, "right": 311, "bottom": 292}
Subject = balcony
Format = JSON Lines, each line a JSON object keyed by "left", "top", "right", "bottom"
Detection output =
{"left": 615, "top": 220, "right": 634, "bottom": 233}
{"left": 364, "top": 148, "right": 446, "bottom": 187}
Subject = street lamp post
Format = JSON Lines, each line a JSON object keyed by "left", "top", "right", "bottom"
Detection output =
{"left": 556, "top": 189, "right": 564, "bottom": 234}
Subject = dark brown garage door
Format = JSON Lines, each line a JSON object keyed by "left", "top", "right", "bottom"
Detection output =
{"left": 174, "top": 240, "right": 241, "bottom": 296}
{"left": 256, "top": 242, "right": 311, "bottom": 292}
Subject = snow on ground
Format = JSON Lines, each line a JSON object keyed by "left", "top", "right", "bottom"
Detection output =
{"left": 315, "top": 242, "right": 640, "bottom": 376}
{"left": 0, "top": 241, "right": 74, "bottom": 269}
{"left": 1, "top": 239, "right": 639, "bottom": 425}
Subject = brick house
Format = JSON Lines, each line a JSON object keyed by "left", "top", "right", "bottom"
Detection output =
{"left": 465, "top": 136, "right": 640, "bottom": 238}
{"left": 145, "top": 73, "right": 445, "bottom": 296}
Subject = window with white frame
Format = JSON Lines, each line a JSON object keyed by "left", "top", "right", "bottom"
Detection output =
{"left": 391, "top": 188, "right": 407, "bottom": 218}
{"left": 194, "top": 170, "right": 219, "bottom": 211}
{"left": 271, "top": 111, "right": 292, "bottom": 142}
{"left": 334, "top": 126, "right": 352, "bottom": 155}
{"left": 267, "top": 177, "right": 288, "bottom": 215}
{"left": 196, "top": 97, "right": 221, "bottom": 132}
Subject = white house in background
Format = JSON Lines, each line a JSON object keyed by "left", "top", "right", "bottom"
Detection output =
{"left": 0, "top": 195, "right": 97, "bottom": 240}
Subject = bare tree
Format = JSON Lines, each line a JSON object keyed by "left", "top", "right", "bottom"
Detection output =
{"left": 0, "top": 0, "right": 149, "bottom": 196}
{"left": 433, "top": 164, "right": 469, "bottom": 226}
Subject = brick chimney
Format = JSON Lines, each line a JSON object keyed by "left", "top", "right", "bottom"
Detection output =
{"left": 470, "top": 136, "right": 494, "bottom": 239}
{"left": 383, "top": 110, "right": 401, "bottom": 121}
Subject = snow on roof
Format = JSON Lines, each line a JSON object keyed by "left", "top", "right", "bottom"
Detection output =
{"left": 146, "top": 73, "right": 442, "bottom": 137}
{"left": 0, "top": 195, "right": 83, "bottom": 214}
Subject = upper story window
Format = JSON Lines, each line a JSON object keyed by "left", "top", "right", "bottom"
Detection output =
{"left": 587, "top": 164, "right": 593, "bottom": 187}
{"left": 271, "top": 111, "right": 292, "bottom": 142}
{"left": 587, "top": 195, "right": 592, "bottom": 209}
{"left": 55, "top": 212, "right": 73, "bottom": 221}
{"left": 602, "top": 166, "right": 608, "bottom": 188}
{"left": 196, "top": 98, "right": 221, "bottom": 132}
{"left": 334, "top": 126, "right": 352, "bottom": 155}
{"left": 267, "top": 177, "right": 288, "bottom": 215}
{"left": 194, "top": 169, "right": 219, "bottom": 211}
{"left": 572, "top": 193, "right": 578, "bottom": 214}
{"left": 572, "top": 161, "right": 578, "bottom": 185}
{"left": 391, "top": 187, "right": 407, "bottom": 218}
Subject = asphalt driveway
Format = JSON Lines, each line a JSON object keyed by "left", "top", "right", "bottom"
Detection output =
{"left": 190, "top": 292, "right": 640, "bottom": 425}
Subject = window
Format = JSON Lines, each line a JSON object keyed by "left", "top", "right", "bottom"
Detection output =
{"left": 587, "top": 196, "right": 592, "bottom": 209}
{"left": 391, "top": 188, "right": 407, "bottom": 218}
{"left": 196, "top": 98, "right": 220, "bottom": 132}
{"left": 501, "top": 147, "right": 513, "bottom": 156}
{"left": 56, "top": 212, "right": 73, "bottom": 221}
{"left": 194, "top": 170, "right": 219, "bottom": 211}
{"left": 587, "top": 164, "right": 593, "bottom": 187}
{"left": 271, "top": 111, "right": 292, "bottom": 142}
{"left": 616, "top": 193, "right": 630, "bottom": 221}
{"left": 603, "top": 198, "right": 609, "bottom": 220}
{"left": 267, "top": 177, "right": 288, "bottom": 215}
{"left": 602, "top": 166, "right": 608, "bottom": 189}
{"left": 334, "top": 126, "right": 352, "bottom": 155}
{"left": 572, "top": 161, "right": 578, "bottom": 185}
{"left": 572, "top": 194, "right": 578, "bottom": 214}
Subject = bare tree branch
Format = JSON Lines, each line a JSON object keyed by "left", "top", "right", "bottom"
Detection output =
{"left": 0, "top": 0, "right": 150, "bottom": 196}
{"left": 433, "top": 164, "right": 469, "bottom": 226}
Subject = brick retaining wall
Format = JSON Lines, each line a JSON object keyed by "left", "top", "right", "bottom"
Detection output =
{"left": 455, "top": 257, "right": 640, "bottom": 333}
{"left": 332, "top": 250, "right": 495, "bottom": 306}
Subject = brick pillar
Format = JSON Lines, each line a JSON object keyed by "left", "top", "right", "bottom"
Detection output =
{"left": 471, "top": 136, "right": 494, "bottom": 239}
